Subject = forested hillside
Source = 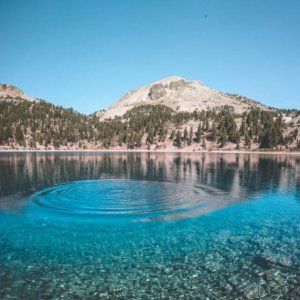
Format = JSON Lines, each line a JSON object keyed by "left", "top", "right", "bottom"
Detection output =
{"left": 1, "top": 99, "right": 299, "bottom": 151}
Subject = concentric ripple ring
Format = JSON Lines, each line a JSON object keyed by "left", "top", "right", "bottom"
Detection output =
{"left": 30, "top": 180, "right": 225, "bottom": 221}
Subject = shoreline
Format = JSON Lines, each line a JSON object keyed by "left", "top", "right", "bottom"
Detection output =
{"left": 0, "top": 149, "right": 300, "bottom": 155}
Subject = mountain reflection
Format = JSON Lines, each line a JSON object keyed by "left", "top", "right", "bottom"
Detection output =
{"left": 0, "top": 152, "right": 299, "bottom": 213}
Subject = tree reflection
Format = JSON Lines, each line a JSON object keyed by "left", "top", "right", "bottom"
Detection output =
{"left": 0, "top": 152, "right": 299, "bottom": 204}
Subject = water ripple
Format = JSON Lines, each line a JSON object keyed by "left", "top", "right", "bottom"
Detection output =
{"left": 29, "top": 180, "right": 226, "bottom": 221}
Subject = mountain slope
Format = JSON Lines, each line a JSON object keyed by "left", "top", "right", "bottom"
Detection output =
{"left": 98, "top": 76, "right": 270, "bottom": 119}
{"left": 0, "top": 84, "right": 38, "bottom": 102}
{"left": 0, "top": 78, "right": 299, "bottom": 151}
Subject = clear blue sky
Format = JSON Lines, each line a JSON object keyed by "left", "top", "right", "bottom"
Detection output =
{"left": 0, "top": 0, "right": 299, "bottom": 114}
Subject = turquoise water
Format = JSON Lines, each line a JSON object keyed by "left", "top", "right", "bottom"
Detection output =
{"left": 0, "top": 153, "right": 299, "bottom": 299}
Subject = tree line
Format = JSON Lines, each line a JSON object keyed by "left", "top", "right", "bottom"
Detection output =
{"left": 0, "top": 100, "right": 299, "bottom": 150}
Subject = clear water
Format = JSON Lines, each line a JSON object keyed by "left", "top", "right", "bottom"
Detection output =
{"left": 0, "top": 152, "right": 299, "bottom": 299}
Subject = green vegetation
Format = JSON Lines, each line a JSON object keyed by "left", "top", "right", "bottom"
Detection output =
{"left": 0, "top": 100, "right": 94, "bottom": 149}
{"left": 0, "top": 100, "right": 299, "bottom": 150}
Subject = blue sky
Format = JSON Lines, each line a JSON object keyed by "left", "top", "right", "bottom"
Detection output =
{"left": 0, "top": 0, "right": 299, "bottom": 114}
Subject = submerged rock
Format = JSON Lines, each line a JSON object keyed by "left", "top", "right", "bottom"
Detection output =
{"left": 252, "top": 256, "right": 271, "bottom": 269}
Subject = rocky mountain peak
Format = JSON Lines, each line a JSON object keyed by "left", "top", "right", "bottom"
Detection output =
{"left": 99, "top": 76, "right": 268, "bottom": 120}
{"left": 0, "top": 83, "right": 37, "bottom": 102}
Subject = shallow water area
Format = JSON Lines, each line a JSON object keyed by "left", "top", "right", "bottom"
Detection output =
{"left": 29, "top": 179, "right": 226, "bottom": 222}
{"left": 0, "top": 152, "right": 299, "bottom": 299}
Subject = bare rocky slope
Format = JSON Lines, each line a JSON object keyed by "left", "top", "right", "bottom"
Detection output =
{"left": 0, "top": 84, "right": 38, "bottom": 102}
{"left": 97, "top": 76, "right": 270, "bottom": 120}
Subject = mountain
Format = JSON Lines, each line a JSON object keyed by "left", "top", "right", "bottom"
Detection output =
{"left": 0, "top": 84, "right": 38, "bottom": 102}
{"left": 98, "top": 76, "right": 270, "bottom": 120}
{"left": 0, "top": 77, "right": 299, "bottom": 151}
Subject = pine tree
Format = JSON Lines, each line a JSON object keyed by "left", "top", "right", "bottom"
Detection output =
{"left": 209, "top": 122, "right": 217, "bottom": 142}
{"left": 15, "top": 125, "right": 24, "bottom": 145}
{"left": 174, "top": 131, "right": 182, "bottom": 148}
{"left": 245, "top": 132, "right": 251, "bottom": 149}
{"left": 147, "top": 130, "right": 154, "bottom": 144}
{"left": 188, "top": 127, "right": 193, "bottom": 145}
{"left": 220, "top": 130, "right": 228, "bottom": 148}
{"left": 240, "top": 119, "right": 246, "bottom": 136}
{"left": 183, "top": 127, "right": 188, "bottom": 141}
{"left": 195, "top": 124, "right": 201, "bottom": 143}
{"left": 205, "top": 119, "right": 209, "bottom": 131}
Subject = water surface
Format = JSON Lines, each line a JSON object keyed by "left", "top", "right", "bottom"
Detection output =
{"left": 0, "top": 152, "right": 299, "bottom": 299}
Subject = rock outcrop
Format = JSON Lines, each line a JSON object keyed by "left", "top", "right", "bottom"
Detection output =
{"left": 148, "top": 83, "right": 167, "bottom": 100}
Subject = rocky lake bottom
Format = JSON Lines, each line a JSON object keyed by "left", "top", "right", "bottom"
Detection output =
{"left": 0, "top": 152, "right": 299, "bottom": 299}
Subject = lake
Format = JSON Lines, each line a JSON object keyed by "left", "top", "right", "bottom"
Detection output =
{"left": 0, "top": 152, "right": 299, "bottom": 299}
